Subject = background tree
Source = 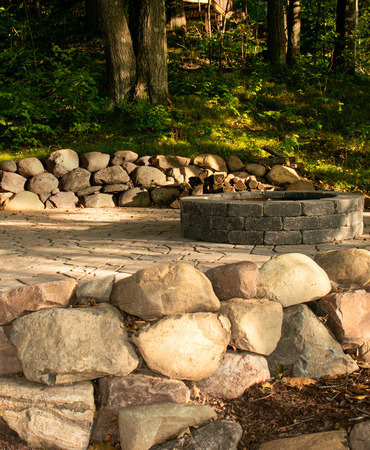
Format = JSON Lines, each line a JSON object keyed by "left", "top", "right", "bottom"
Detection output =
{"left": 166, "top": 0, "right": 187, "bottom": 30}
{"left": 333, "top": 0, "right": 358, "bottom": 71}
{"left": 287, "top": 0, "right": 302, "bottom": 63}
{"left": 267, "top": 0, "right": 286, "bottom": 64}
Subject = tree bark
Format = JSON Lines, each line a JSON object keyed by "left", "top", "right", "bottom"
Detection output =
{"left": 267, "top": 0, "right": 287, "bottom": 64}
{"left": 287, "top": 0, "right": 301, "bottom": 63}
{"left": 129, "top": 0, "right": 169, "bottom": 104}
{"left": 166, "top": 0, "right": 187, "bottom": 30}
{"left": 98, "top": 0, "right": 136, "bottom": 104}
{"left": 333, "top": 0, "right": 358, "bottom": 71}
{"left": 85, "top": 0, "right": 100, "bottom": 35}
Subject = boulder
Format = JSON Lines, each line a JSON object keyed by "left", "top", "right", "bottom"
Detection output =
{"left": 45, "top": 191, "right": 78, "bottom": 209}
{"left": 59, "top": 167, "right": 91, "bottom": 192}
{"left": 92, "top": 374, "right": 190, "bottom": 442}
{"left": 266, "top": 165, "right": 301, "bottom": 185}
{"left": 0, "top": 377, "right": 95, "bottom": 450}
{"left": 313, "top": 249, "right": 370, "bottom": 287}
{"left": 205, "top": 261, "right": 259, "bottom": 300}
{"left": 122, "top": 161, "right": 137, "bottom": 174}
{"left": 76, "top": 274, "right": 116, "bottom": 305}
{"left": 17, "top": 157, "right": 44, "bottom": 178}
{"left": 27, "top": 172, "right": 59, "bottom": 195}
{"left": 132, "top": 312, "right": 231, "bottom": 381}
{"left": 196, "top": 350, "right": 270, "bottom": 400}
{"left": 259, "top": 430, "right": 349, "bottom": 449}
{"left": 76, "top": 185, "right": 101, "bottom": 197}
{"left": 110, "top": 150, "right": 139, "bottom": 165}
{"left": 136, "top": 155, "right": 152, "bottom": 166}
{"left": 151, "top": 186, "right": 183, "bottom": 206}
{"left": 358, "top": 340, "right": 370, "bottom": 363}
{"left": 111, "top": 263, "right": 220, "bottom": 320}
{"left": 285, "top": 180, "right": 315, "bottom": 191}
{"left": 244, "top": 163, "right": 267, "bottom": 178}
{"left": 0, "top": 171, "right": 26, "bottom": 193}
{"left": 181, "top": 165, "right": 203, "bottom": 181}
{"left": 44, "top": 149, "right": 79, "bottom": 178}
{"left": 267, "top": 304, "right": 358, "bottom": 378}
{"left": 219, "top": 298, "right": 283, "bottom": 355}
{"left": 0, "top": 278, "right": 77, "bottom": 325}
{"left": 193, "top": 154, "right": 227, "bottom": 172}
{"left": 10, "top": 303, "right": 139, "bottom": 385}
{"left": 102, "top": 184, "right": 129, "bottom": 193}
{"left": 0, "top": 160, "right": 17, "bottom": 172}
{"left": 132, "top": 166, "right": 167, "bottom": 188}
{"left": 349, "top": 420, "right": 370, "bottom": 450}
{"left": 79, "top": 151, "right": 110, "bottom": 172}
{"left": 257, "top": 253, "right": 332, "bottom": 307}
{"left": 2, "top": 191, "right": 44, "bottom": 211}
{"left": 118, "top": 187, "right": 151, "bottom": 207}
{"left": 0, "top": 192, "right": 13, "bottom": 206}
{"left": 118, "top": 403, "right": 217, "bottom": 450}
{"left": 93, "top": 165, "right": 130, "bottom": 185}
{"left": 317, "top": 287, "right": 370, "bottom": 346}
{"left": 0, "top": 326, "right": 22, "bottom": 375}
{"left": 82, "top": 193, "right": 115, "bottom": 208}
{"left": 153, "top": 420, "right": 243, "bottom": 450}
{"left": 152, "top": 155, "right": 191, "bottom": 170}
{"left": 226, "top": 155, "right": 244, "bottom": 172}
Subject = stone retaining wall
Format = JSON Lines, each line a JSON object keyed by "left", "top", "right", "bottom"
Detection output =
{"left": 181, "top": 191, "right": 364, "bottom": 245}
{"left": 0, "top": 149, "right": 312, "bottom": 211}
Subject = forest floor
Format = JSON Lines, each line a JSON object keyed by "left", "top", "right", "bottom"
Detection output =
{"left": 1, "top": 367, "right": 369, "bottom": 449}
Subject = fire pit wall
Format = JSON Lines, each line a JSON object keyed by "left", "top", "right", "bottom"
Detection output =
{"left": 180, "top": 191, "right": 364, "bottom": 245}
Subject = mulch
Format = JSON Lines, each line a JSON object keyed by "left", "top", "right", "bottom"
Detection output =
{"left": 1, "top": 368, "right": 369, "bottom": 449}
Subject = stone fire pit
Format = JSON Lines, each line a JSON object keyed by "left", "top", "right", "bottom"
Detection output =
{"left": 180, "top": 191, "right": 364, "bottom": 245}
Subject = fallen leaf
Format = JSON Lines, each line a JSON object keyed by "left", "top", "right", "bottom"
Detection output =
{"left": 284, "top": 377, "right": 317, "bottom": 389}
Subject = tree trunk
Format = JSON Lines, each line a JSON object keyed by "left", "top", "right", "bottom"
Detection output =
{"left": 267, "top": 0, "right": 287, "bottom": 64}
{"left": 85, "top": 0, "right": 100, "bottom": 35}
{"left": 166, "top": 0, "right": 186, "bottom": 30}
{"left": 129, "top": 0, "right": 169, "bottom": 104}
{"left": 98, "top": 0, "right": 136, "bottom": 104}
{"left": 333, "top": 0, "right": 358, "bottom": 71}
{"left": 287, "top": 0, "right": 301, "bottom": 63}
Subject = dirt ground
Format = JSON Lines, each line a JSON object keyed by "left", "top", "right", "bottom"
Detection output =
{"left": 1, "top": 367, "right": 369, "bottom": 449}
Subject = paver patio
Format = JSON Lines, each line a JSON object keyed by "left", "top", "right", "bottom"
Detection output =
{"left": 1, "top": 208, "right": 369, "bottom": 291}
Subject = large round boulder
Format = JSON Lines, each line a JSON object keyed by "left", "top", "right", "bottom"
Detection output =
{"left": 2, "top": 191, "right": 44, "bottom": 211}
{"left": 27, "top": 172, "right": 59, "bottom": 195}
{"left": 44, "top": 149, "right": 79, "bottom": 178}
{"left": 17, "top": 158, "right": 44, "bottom": 178}
{"left": 266, "top": 165, "right": 300, "bottom": 186}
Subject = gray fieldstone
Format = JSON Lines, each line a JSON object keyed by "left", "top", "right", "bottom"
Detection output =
{"left": 193, "top": 154, "right": 227, "bottom": 172}
{"left": 0, "top": 160, "right": 17, "bottom": 172}
{"left": 132, "top": 166, "right": 167, "bottom": 188}
{"left": 2, "top": 191, "right": 44, "bottom": 211}
{"left": 132, "top": 312, "right": 231, "bottom": 381}
{"left": 0, "top": 192, "right": 13, "bottom": 206}
{"left": 245, "top": 163, "right": 267, "bottom": 177}
{"left": 118, "top": 187, "right": 151, "bottom": 207}
{"left": 205, "top": 262, "right": 259, "bottom": 301}
{"left": 102, "top": 183, "right": 129, "bottom": 193}
{"left": 226, "top": 155, "right": 244, "bottom": 172}
{"left": 44, "top": 148, "right": 79, "bottom": 178}
{"left": 39, "top": 192, "right": 51, "bottom": 203}
{"left": 267, "top": 304, "right": 358, "bottom": 378}
{"left": 118, "top": 402, "right": 217, "bottom": 450}
{"left": 266, "top": 165, "right": 301, "bottom": 185}
{"left": 169, "top": 168, "right": 185, "bottom": 184}
{"left": 76, "top": 274, "right": 116, "bottom": 304}
{"left": 0, "top": 170, "right": 26, "bottom": 193}
{"left": 181, "top": 165, "right": 203, "bottom": 181}
{"left": 59, "top": 167, "right": 91, "bottom": 192}
{"left": 92, "top": 374, "right": 190, "bottom": 442}
{"left": 153, "top": 420, "right": 243, "bottom": 450}
{"left": 349, "top": 420, "right": 370, "bottom": 450}
{"left": 0, "top": 278, "right": 77, "bottom": 325}
{"left": 358, "top": 340, "right": 370, "bottom": 363}
{"left": 10, "top": 303, "right": 139, "bottom": 385}
{"left": 259, "top": 430, "right": 349, "bottom": 449}
{"left": 257, "top": 253, "right": 332, "bottom": 307}
{"left": 0, "top": 376, "right": 95, "bottom": 450}
{"left": 93, "top": 165, "right": 130, "bottom": 185}
{"left": 17, "top": 157, "right": 44, "bottom": 178}
{"left": 317, "top": 287, "right": 370, "bottom": 346}
{"left": 151, "top": 185, "right": 183, "bottom": 206}
{"left": 136, "top": 155, "right": 152, "bottom": 166}
{"left": 110, "top": 150, "right": 139, "bottom": 165}
{"left": 219, "top": 298, "right": 283, "bottom": 355}
{"left": 27, "top": 172, "right": 59, "bottom": 195}
{"left": 152, "top": 155, "right": 191, "bottom": 170}
{"left": 0, "top": 326, "right": 22, "bottom": 375}
{"left": 122, "top": 161, "right": 137, "bottom": 174}
{"left": 79, "top": 151, "right": 110, "bottom": 172}
{"left": 111, "top": 263, "right": 220, "bottom": 320}
{"left": 285, "top": 180, "right": 315, "bottom": 191}
{"left": 83, "top": 193, "right": 115, "bottom": 208}
{"left": 196, "top": 350, "right": 270, "bottom": 400}
{"left": 76, "top": 185, "right": 101, "bottom": 197}
{"left": 45, "top": 191, "right": 79, "bottom": 209}
{"left": 314, "top": 248, "right": 370, "bottom": 287}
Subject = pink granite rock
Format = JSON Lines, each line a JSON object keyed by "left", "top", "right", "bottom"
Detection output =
{"left": 0, "top": 325, "right": 22, "bottom": 375}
